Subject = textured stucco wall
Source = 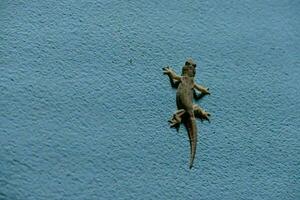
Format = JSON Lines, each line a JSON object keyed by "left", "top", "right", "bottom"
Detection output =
{"left": 1, "top": 0, "right": 299, "bottom": 199}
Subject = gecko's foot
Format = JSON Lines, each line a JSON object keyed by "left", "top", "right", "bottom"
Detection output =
{"left": 193, "top": 105, "right": 211, "bottom": 122}
{"left": 168, "top": 109, "right": 185, "bottom": 131}
{"left": 169, "top": 120, "right": 180, "bottom": 132}
{"left": 200, "top": 112, "right": 211, "bottom": 122}
{"left": 202, "top": 88, "right": 210, "bottom": 95}
{"left": 168, "top": 117, "right": 181, "bottom": 129}
{"left": 162, "top": 66, "right": 173, "bottom": 75}
{"left": 168, "top": 114, "right": 183, "bottom": 131}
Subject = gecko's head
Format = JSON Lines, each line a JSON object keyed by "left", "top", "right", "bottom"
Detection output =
{"left": 182, "top": 58, "right": 196, "bottom": 77}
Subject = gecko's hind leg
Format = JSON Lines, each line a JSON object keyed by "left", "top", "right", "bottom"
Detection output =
{"left": 168, "top": 109, "right": 185, "bottom": 131}
{"left": 193, "top": 105, "right": 211, "bottom": 122}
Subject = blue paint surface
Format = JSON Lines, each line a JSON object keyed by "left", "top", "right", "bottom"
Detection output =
{"left": 1, "top": 0, "right": 299, "bottom": 199}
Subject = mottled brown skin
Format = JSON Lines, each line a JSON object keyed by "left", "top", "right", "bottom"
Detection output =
{"left": 163, "top": 59, "right": 210, "bottom": 169}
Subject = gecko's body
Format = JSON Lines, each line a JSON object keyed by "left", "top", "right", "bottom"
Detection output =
{"left": 163, "top": 59, "right": 210, "bottom": 169}
{"left": 177, "top": 75, "right": 198, "bottom": 169}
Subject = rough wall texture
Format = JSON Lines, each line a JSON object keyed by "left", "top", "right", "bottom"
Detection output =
{"left": 1, "top": 0, "right": 299, "bottom": 199}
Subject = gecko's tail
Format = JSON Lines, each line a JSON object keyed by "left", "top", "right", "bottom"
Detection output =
{"left": 184, "top": 115, "right": 198, "bottom": 169}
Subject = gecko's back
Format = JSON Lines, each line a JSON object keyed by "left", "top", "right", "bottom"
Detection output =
{"left": 176, "top": 76, "right": 194, "bottom": 112}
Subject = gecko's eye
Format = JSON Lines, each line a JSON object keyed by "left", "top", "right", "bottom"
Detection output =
{"left": 193, "top": 64, "right": 196, "bottom": 67}
{"left": 185, "top": 61, "right": 190, "bottom": 66}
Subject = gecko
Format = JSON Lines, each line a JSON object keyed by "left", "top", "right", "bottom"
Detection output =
{"left": 163, "top": 59, "right": 210, "bottom": 169}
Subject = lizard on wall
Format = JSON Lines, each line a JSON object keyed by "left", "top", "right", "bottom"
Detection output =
{"left": 163, "top": 59, "right": 210, "bottom": 169}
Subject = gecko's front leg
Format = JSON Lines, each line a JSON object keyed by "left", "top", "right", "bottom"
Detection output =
{"left": 162, "top": 66, "right": 181, "bottom": 81}
{"left": 194, "top": 83, "right": 210, "bottom": 95}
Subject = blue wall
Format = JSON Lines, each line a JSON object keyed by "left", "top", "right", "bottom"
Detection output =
{"left": 1, "top": 0, "right": 299, "bottom": 199}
